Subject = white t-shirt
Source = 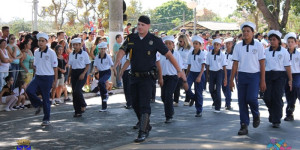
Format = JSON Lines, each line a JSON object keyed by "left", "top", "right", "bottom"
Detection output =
{"left": 69, "top": 50, "right": 91, "bottom": 69}
{"left": 232, "top": 39, "right": 265, "bottom": 73}
{"left": 187, "top": 49, "right": 207, "bottom": 72}
{"left": 177, "top": 46, "right": 193, "bottom": 69}
{"left": 13, "top": 88, "right": 25, "bottom": 97}
{"left": 160, "top": 50, "right": 183, "bottom": 76}
{"left": 206, "top": 50, "right": 227, "bottom": 71}
{"left": 265, "top": 46, "right": 290, "bottom": 71}
{"left": 94, "top": 53, "right": 114, "bottom": 71}
{"left": 289, "top": 48, "right": 300, "bottom": 73}
{"left": 34, "top": 47, "right": 58, "bottom": 75}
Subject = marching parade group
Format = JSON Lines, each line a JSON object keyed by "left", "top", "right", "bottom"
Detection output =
{"left": 1, "top": 15, "right": 300, "bottom": 143}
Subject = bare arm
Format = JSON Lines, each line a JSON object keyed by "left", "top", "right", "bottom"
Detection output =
{"left": 230, "top": 61, "right": 238, "bottom": 92}
{"left": 259, "top": 59, "right": 266, "bottom": 92}
{"left": 223, "top": 66, "right": 227, "bottom": 86}
{"left": 19, "top": 52, "right": 28, "bottom": 73}
{"left": 285, "top": 66, "right": 292, "bottom": 91}
{"left": 113, "top": 50, "right": 125, "bottom": 68}
{"left": 156, "top": 60, "right": 163, "bottom": 87}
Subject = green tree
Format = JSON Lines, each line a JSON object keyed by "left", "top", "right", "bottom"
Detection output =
{"left": 152, "top": 0, "right": 193, "bottom": 32}
{"left": 9, "top": 19, "right": 32, "bottom": 35}
{"left": 197, "top": 8, "right": 219, "bottom": 21}
{"left": 44, "top": 0, "right": 70, "bottom": 30}
{"left": 126, "top": 0, "right": 143, "bottom": 26}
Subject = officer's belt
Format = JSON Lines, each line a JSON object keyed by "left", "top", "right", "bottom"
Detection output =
{"left": 130, "top": 70, "right": 155, "bottom": 78}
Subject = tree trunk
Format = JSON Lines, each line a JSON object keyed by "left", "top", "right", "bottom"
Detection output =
{"left": 256, "top": 0, "right": 280, "bottom": 30}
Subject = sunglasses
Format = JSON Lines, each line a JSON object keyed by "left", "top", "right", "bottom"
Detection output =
{"left": 179, "top": 41, "right": 184, "bottom": 43}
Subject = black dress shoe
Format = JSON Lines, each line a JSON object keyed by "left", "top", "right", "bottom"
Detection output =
{"left": 73, "top": 113, "right": 82, "bottom": 117}
{"left": 134, "top": 131, "right": 148, "bottom": 143}
{"left": 225, "top": 106, "right": 232, "bottom": 110}
{"left": 124, "top": 105, "right": 132, "bottom": 109}
{"left": 189, "top": 98, "right": 195, "bottom": 107}
{"left": 272, "top": 123, "right": 280, "bottom": 128}
{"left": 238, "top": 124, "right": 248, "bottom": 135}
{"left": 133, "top": 122, "right": 140, "bottom": 129}
{"left": 165, "top": 118, "right": 172, "bottom": 123}
{"left": 150, "top": 99, "right": 155, "bottom": 103}
{"left": 284, "top": 115, "right": 294, "bottom": 121}
{"left": 195, "top": 112, "right": 202, "bottom": 117}
{"left": 253, "top": 115, "right": 260, "bottom": 128}
{"left": 35, "top": 106, "right": 42, "bottom": 115}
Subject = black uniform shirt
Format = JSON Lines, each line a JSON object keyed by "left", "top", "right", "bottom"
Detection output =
{"left": 120, "top": 32, "right": 168, "bottom": 72}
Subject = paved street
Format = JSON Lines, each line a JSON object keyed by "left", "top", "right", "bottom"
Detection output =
{"left": 0, "top": 87, "right": 299, "bottom": 150}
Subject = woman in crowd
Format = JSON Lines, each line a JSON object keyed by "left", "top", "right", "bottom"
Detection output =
{"left": 7, "top": 34, "right": 23, "bottom": 89}
{"left": 19, "top": 39, "right": 34, "bottom": 86}
{"left": 0, "top": 39, "right": 13, "bottom": 90}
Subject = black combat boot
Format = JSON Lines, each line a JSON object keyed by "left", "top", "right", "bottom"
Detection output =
{"left": 238, "top": 123, "right": 248, "bottom": 135}
{"left": 134, "top": 113, "right": 150, "bottom": 143}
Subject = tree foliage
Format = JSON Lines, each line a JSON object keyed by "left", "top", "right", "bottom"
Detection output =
{"left": 152, "top": 0, "right": 193, "bottom": 32}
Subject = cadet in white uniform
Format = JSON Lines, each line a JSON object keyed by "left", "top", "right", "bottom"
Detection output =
{"left": 160, "top": 36, "right": 183, "bottom": 123}
{"left": 230, "top": 22, "right": 266, "bottom": 135}
{"left": 94, "top": 42, "right": 114, "bottom": 112}
{"left": 222, "top": 38, "right": 234, "bottom": 110}
{"left": 26, "top": 33, "right": 58, "bottom": 126}
{"left": 68, "top": 38, "right": 90, "bottom": 117}
{"left": 186, "top": 36, "right": 207, "bottom": 117}
{"left": 284, "top": 32, "right": 300, "bottom": 121}
{"left": 263, "top": 30, "right": 292, "bottom": 128}
{"left": 206, "top": 38, "right": 227, "bottom": 113}
{"left": 176, "top": 34, "right": 193, "bottom": 106}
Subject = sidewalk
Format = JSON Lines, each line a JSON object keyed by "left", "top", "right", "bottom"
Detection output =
{"left": 0, "top": 87, "right": 299, "bottom": 150}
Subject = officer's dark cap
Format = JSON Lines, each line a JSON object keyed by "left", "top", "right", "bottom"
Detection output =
{"left": 138, "top": 15, "right": 150, "bottom": 24}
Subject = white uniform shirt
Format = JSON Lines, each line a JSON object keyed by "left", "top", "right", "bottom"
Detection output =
{"left": 160, "top": 50, "right": 183, "bottom": 76}
{"left": 121, "top": 54, "right": 131, "bottom": 70}
{"left": 288, "top": 48, "right": 300, "bottom": 73}
{"left": 94, "top": 53, "right": 114, "bottom": 71}
{"left": 68, "top": 50, "right": 91, "bottom": 69}
{"left": 265, "top": 46, "right": 290, "bottom": 71}
{"left": 206, "top": 50, "right": 227, "bottom": 71}
{"left": 225, "top": 50, "right": 233, "bottom": 70}
{"left": 187, "top": 49, "right": 206, "bottom": 72}
{"left": 232, "top": 39, "right": 265, "bottom": 73}
{"left": 34, "top": 47, "right": 58, "bottom": 75}
{"left": 177, "top": 46, "right": 193, "bottom": 69}
{"left": 0, "top": 49, "right": 10, "bottom": 72}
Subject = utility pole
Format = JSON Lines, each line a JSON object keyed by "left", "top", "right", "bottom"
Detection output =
{"left": 33, "top": 0, "right": 38, "bottom": 31}
{"left": 183, "top": 11, "right": 185, "bottom": 29}
{"left": 109, "top": 0, "right": 123, "bottom": 87}
{"left": 193, "top": 7, "right": 196, "bottom": 35}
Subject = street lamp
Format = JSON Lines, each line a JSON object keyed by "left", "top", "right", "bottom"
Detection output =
{"left": 187, "top": 0, "right": 198, "bottom": 35}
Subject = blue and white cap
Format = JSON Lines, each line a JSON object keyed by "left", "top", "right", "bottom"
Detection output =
{"left": 212, "top": 38, "right": 222, "bottom": 45}
{"left": 71, "top": 38, "right": 82, "bottom": 44}
{"left": 97, "top": 42, "right": 108, "bottom": 48}
{"left": 240, "top": 21, "right": 256, "bottom": 31}
{"left": 284, "top": 32, "right": 297, "bottom": 42}
{"left": 36, "top": 32, "right": 49, "bottom": 40}
{"left": 162, "top": 36, "right": 175, "bottom": 43}
{"left": 224, "top": 37, "right": 234, "bottom": 43}
{"left": 267, "top": 30, "right": 282, "bottom": 38}
{"left": 191, "top": 35, "right": 204, "bottom": 44}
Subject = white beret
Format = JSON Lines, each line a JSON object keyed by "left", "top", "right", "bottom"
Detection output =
{"left": 212, "top": 38, "right": 222, "bottom": 45}
{"left": 281, "top": 39, "right": 286, "bottom": 44}
{"left": 97, "top": 42, "right": 108, "bottom": 49}
{"left": 162, "top": 36, "right": 174, "bottom": 42}
{"left": 224, "top": 37, "right": 234, "bottom": 43}
{"left": 36, "top": 32, "right": 49, "bottom": 40}
{"left": 240, "top": 21, "right": 256, "bottom": 31}
{"left": 71, "top": 38, "right": 82, "bottom": 44}
{"left": 191, "top": 36, "right": 204, "bottom": 44}
{"left": 284, "top": 32, "right": 297, "bottom": 42}
{"left": 267, "top": 30, "right": 282, "bottom": 38}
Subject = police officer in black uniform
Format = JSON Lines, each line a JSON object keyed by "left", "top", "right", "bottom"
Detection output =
{"left": 114, "top": 16, "right": 187, "bottom": 143}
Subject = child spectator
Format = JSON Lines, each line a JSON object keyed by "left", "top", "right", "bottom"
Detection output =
{"left": 0, "top": 76, "right": 18, "bottom": 111}
{"left": 13, "top": 80, "right": 26, "bottom": 109}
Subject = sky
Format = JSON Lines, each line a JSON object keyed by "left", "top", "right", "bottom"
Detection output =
{"left": 0, "top": 0, "right": 237, "bottom": 22}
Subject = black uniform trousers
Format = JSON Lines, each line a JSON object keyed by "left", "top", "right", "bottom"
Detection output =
{"left": 130, "top": 75, "right": 155, "bottom": 120}
{"left": 161, "top": 75, "right": 178, "bottom": 119}
{"left": 209, "top": 70, "right": 223, "bottom": 110}
{"left": 174, "top": 69, "right": 187, "bottom": 103}
{"left": 264, "top": 71, "right": 286, "bottom": 124}
{"left": 284, "top": 73, "right": 300, "bottom": 117}
{"left": 98, "top": 69, "right": 111, "bottom": 109}
{"left": 71, "top": 69, "right": 87, "bottom": 114}
{"left": 122, "top": 70, "right": 132, "bottom": 107}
